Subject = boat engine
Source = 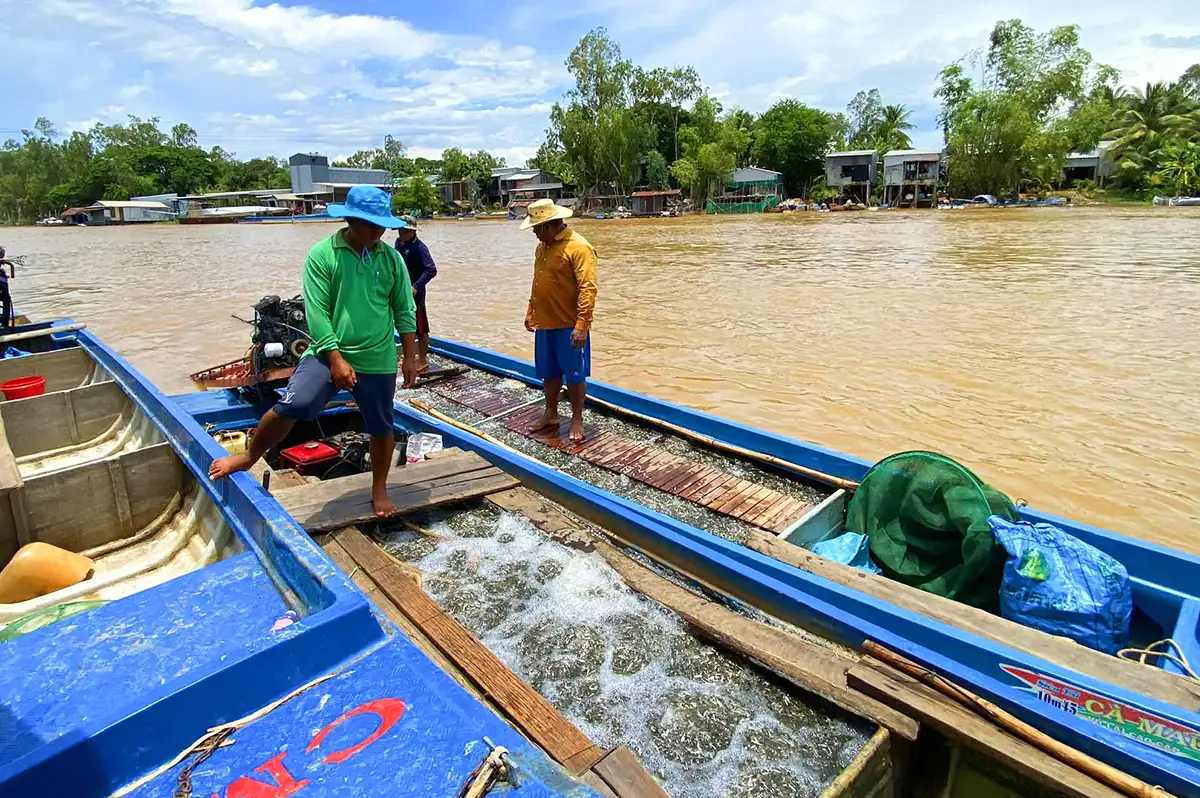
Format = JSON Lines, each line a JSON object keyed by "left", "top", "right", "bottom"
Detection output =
{"left": 252, "top": 295, "right": 309, "bottom": 368}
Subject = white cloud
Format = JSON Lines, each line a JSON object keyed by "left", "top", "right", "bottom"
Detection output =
{"left": 212, "top": 56, "right": 279, "bottom": 77}
{"left": 2, "top": 0, "right": 1198, "bottom": 165}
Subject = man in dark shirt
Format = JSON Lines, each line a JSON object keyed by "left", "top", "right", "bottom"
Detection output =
{"left": 394, "top": 216, "right": 437, "bottom": 373}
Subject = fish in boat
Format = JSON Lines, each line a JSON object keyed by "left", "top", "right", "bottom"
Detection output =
{"left": 0, "top": 320, "right": 660, "bottom": 797}
{"left": 322, "top": 335, "right": 1200, "bottom": 796}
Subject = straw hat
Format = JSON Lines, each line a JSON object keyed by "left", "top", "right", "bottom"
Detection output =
{"left": 519, "top": 198, "right": 573, "bottom": 230}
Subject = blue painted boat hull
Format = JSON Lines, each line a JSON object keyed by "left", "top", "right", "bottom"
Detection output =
{"left": 392, "top": 337, "right": 1200, "bottom": 795}
{"left": 0, "top": 324, "right": 595, "bottom": 797}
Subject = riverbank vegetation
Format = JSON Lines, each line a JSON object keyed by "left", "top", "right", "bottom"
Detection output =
{"left": 3, "top": 17, "right": 1199, "bottom": 223}
{"left": 534, "top": 22, "right": 1200, "bottom": 204}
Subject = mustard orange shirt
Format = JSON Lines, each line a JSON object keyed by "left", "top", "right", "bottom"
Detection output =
{"left": 527, "top": 227, "right": 597, "bottom": 331}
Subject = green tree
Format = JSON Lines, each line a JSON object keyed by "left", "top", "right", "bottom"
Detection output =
{"left": 1155, "top": 141, "right": 1200, "bottom": 195}
{"left": 751, "top": 100, "right": 834, "bottom": 196}
{"left": 872, "top": 105, "right": 916, "bottom": 151}
{"left": 440, "top": 147, "right": 472, "bottom": 182}
{"left": 937, "top": 20, "right": 1112, "bottom": 195}
{"left": 847, "top": 89, "right": 884, "bottom": 147}
{"left": 641, "top": 150, "right": 669, "bottom": 188}
{"left": 391, "top": 175, "right": 439, "bottom": 216}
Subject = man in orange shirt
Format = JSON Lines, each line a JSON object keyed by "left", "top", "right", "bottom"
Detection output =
{"left": 522, "top": 199, "right": 597, "bottom": 442}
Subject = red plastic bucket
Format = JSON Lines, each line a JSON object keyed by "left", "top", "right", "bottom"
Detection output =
{"left": 1, "top": 375, "right": 45, "bottom": 401}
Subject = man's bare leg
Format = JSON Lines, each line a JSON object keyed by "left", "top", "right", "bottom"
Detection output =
{"left": 534, "top": 377, "right": 562, "bottom": 431}
{"left": 417, "top": 333, "right": 430, "bottom": 373}
{"left": 369, "top": 432, "right": 398, "bottom": 517}
{"left": 567, "top": 381, "right": 586, "bottom": 442}
{"left": 208, "top": 409, "right": 295, "bottom": 480}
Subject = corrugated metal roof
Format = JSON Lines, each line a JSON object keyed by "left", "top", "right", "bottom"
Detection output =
{"left": 503, "top": 171, "right": 540, "bottom": 181}
{"left": 631, "top": 189, "right": 682, "bottom": 197}
{"left": 91, "top": 200, "right": 171, "bottom": 210}
{"left": 883, "top": 149, "right": 942, "bottom": 158}
{"left": 828, "top": 149, "right": 878, "bottom": 158}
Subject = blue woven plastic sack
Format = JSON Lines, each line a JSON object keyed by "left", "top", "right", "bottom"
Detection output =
{"left": 989, "top": 515, "right": 1131, "bottom": 653}
{"left": 812, "top": 532, "right": 882, "bottom": 575}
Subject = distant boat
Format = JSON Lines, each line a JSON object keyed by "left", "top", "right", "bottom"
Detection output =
{"left": 1154, "top": 196, "right": 1200, "bottom": 207}
{"left": 179, "top": 206, "right": 291, "bottom": 224}
{"left": 237, "top": 212, "right": 341, "bottom": 224}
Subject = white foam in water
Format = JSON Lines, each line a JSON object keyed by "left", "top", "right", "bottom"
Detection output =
{"left": 397, "top": 510, "right": 867, "bottom": 798}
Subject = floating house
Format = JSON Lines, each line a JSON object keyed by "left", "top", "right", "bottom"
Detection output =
{"left": 64, "top": 200, "right": 173, "bottom": 225}
{"left": 882, "top": 149, "right": 943, "bottom": 208}
{"left": 707, "top": 167, "right": 784, "bottom": 214}
{"left": 1062, "top": 140, "right": 1116, "bottom": 187}
{"left": 825, "top": 150, "right": 879, "bottom": 204}
{"left": 501, "top": 170, "right": 565, "bottom": 207}
{"left": 630, "top": 189, "right": 681, "bottom": 216}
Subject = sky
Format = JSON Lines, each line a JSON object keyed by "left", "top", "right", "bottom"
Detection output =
{"left": 3, "top": 0, "right": 1200, "bottom": 166}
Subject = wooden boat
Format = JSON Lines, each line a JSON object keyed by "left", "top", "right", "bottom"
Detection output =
{"left": 0, "top": 321, "right": 667, "bottom": 797}
{"left": 325, "top": 336, "right": 1198, "bottom": 796}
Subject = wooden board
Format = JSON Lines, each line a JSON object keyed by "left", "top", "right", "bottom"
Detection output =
{"left": 590, "top": 746, "right": 671, "bottom": 798}
{"left": 432, "top": 379, "right": 812, "bottom": 532}
{"left": 744, "top": 528, "right": 1200, "bottom": 713}
{"left": 847, "top": 661, "right": 1125, "bottom": 798}
{"left": 272, "top": 448, "right": 518, "bottom": 533}
{"left": 332, "top": 526, "right": 607, "bottom": 776}
{"left": 486, "top": 487, "right": 919, "bottom": 741}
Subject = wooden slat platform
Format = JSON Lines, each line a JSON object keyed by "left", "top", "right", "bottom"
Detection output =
{"left": 271, "top": 448, "right": 518, "bottom": 533}
{"left": 433, "top": 376, "right": 811, "bottom": 533}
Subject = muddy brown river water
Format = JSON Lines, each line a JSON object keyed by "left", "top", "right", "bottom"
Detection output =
{"left": 3, "top": 205, "right": 1197, "bottom": 553}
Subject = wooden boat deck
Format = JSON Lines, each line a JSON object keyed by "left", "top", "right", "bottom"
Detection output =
{"left": 271, "top": 448, "right": 518, "bottom": 533}
{"left": 433, "top": 375, "right": 813, "bottom": 533}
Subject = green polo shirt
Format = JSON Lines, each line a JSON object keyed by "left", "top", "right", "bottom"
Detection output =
{"left": 301, "top": 229, "right": 416, "bottom": 374}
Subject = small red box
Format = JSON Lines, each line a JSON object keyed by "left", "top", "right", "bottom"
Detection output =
{"left": 280, "top": 441, "right": 339, "bottom": 475}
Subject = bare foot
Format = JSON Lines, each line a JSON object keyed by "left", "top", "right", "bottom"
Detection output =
{"left": 531, "top": 411, "right": 559, "bottom": 432}
{"left": 209, "top": 452, "right": 254, "bottom": 480}
{"left": 569, "top": 416, "right": 585, "bottom": 442}
{"left": 416, "top": 360, "right": 430, "bottom": 375}
{"left": 373, "top": 487, "right": 398, "bottom": 517}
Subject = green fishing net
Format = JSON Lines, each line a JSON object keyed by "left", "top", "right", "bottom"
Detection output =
{"left": 846, "top": 451, "right": 1019, "bottom": 610}
{"left": 0, "top": 600, "right": 107, "bottom": 643}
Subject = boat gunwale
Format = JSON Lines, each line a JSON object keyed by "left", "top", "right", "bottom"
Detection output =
{"left": 402, "top": 336, "right": 1200, "bottom": 794}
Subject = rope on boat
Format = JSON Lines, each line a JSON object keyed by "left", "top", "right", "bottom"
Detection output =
{"left": 457, "top": 738, "right": 520, "bottom": 798}
{"left": 1118, "top": 639, "right": 1198, "bottom": 680}
{"left": 110, "top": 670, "right": 341, "bottom": 798}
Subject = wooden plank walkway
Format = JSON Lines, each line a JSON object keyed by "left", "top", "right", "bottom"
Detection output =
{"left": 271, "top": 448, "right": 518, "bottom": 533}
{"left": 433, "top": 376, "right": 811, "bottom": 533}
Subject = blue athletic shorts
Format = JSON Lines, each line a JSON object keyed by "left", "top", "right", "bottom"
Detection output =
{"left": 273, "top": 355, "right": 397, "bottom": 436}
{"left": 534, "top": 328, "right": 590, "bottom": 385}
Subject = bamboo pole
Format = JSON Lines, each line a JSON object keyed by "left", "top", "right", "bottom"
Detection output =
{"left": 0, "top": 322, "right": 85, "bottom": 345}
{"left": 863, "top": 641, "right": 1167, "bottom": 798}
{"left": 582, "top": 393, "right": 859, "bottom": 491}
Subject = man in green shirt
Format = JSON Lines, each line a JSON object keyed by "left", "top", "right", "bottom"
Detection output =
{"left": 209, "top": 185, "right": 419, "bottom": 517}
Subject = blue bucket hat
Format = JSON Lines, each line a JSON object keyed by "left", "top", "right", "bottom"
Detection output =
{"left": 327, "top": 185, "right": 407, "bottom": 229}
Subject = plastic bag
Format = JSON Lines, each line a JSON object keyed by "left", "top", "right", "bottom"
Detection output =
{"left": 989, "top": 515, "right": 1132, "bottom": 654}
{"left": 812, "top": 532, "right": 882, "bottom": 575}
{"left": 405, "top": 432, "right": 443, "bottom": 463}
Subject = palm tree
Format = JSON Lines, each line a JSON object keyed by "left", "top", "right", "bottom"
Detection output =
{"left": 1105, "top": 82, "right": 1193, "bottom": 160}
{"left": 872, "top": 105, "right": 915, "bottom": 152}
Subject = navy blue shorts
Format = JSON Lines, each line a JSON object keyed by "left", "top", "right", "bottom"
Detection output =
{"left": 273, "top": 355, "right": 396, "bottom": 436}
{"left": 535, "top": 328, "right": 590, "bottom": 385}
